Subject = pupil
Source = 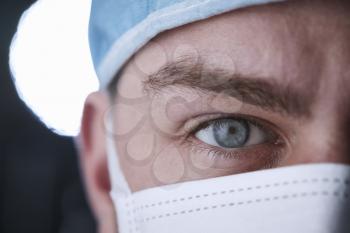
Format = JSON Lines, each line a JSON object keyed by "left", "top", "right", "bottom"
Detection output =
{"left": 213, "top": 119, "right": 249, "bottom": 148}
{"left": 228, "top": 127, "right": 236, "bottom": 134}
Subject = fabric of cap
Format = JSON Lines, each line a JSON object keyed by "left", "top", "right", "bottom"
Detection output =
{"left": 89, "top": 0, "right": 286, "bottom": 89}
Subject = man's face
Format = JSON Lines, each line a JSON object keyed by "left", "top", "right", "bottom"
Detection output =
{"left": 106, "top": 0, "right": 350, "bottom": 192}
{"left": 79, "top": 1, "right": 350, "bottom": 231}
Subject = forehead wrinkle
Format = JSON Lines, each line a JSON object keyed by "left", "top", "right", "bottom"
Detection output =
{"left": 143, "top": 56, "right": 315, "bottom": 118}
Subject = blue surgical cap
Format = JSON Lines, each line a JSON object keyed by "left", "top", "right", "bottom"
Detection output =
{"left": 88, "top": 0, "right": 285, "bottom": 89}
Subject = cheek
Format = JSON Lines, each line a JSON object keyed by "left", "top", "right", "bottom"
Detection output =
{"left": 126, "top": 131, "right": 155, "bottom": 161}
{"left": 113, "top": 116, "right": 187, "bottom": 192}
{"left": 114, "top": 124, "right": 156, "bottom": 192}
{"left": 152, "top": 143, "right": 186, "bottom": 185}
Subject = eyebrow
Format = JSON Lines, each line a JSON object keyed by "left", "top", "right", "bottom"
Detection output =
{"left": 143, "top": 56, "right": 315, "bottom": 118}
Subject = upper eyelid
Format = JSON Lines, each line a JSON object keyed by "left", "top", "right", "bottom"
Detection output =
{"left": 185, "top": 114, "right": 262, "bottom": 134}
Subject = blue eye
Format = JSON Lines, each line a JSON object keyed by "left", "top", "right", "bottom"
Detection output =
{"left": 195, "top": 118, "right": 267, "bottom": 149}
{"left": 212, "top": 119, "right": 249, "bottom": 148}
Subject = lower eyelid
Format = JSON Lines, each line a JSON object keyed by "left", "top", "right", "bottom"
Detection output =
{"left": 217, "top": 144, "right": 285, "bottom": 169}
{"left": 186, "top": 137, "right": 286, "bottom": 171}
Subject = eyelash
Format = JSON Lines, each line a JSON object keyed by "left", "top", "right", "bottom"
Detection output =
{"left": 180, "top": 114, "right": 283, "bottom": 160}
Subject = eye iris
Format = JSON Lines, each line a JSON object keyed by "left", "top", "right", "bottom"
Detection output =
{"left": 213, "top": 119, "right": 249, "bottom": 148}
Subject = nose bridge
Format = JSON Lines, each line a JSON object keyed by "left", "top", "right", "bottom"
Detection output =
{"left": 324, "top": 73, "right": 350, "bottom": 163}
{"left": 321, "top": 125, "right": 350, "bottom": 164}
{"left": 305, "top": 61, "right": 350, "bottom": 164}
{"left": 287, "top": 27, "right": 350, "bottom": 166}
{"left": 287, "top": 91, "right": 350, "bottom": 166}
{"left": 293, "top": 109, "right": 350, "bottom": 166}
{"left": 287, "top": 134, "right": 346, "bottom": 168}
{"left": 335, "top": 111, "right": 350, "bottom": 162}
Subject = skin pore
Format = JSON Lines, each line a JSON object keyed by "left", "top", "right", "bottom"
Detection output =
{"left": 79, "top": 1, "right": 350, "bottom": 232}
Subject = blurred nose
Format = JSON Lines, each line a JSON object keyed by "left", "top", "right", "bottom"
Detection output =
{"left": 282, "top": 115, "right": 350, "bottom": 166}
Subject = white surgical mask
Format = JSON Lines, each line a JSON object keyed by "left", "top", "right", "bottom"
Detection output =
{"left": 106, "top": 135, "right": 350, "bottom": 233}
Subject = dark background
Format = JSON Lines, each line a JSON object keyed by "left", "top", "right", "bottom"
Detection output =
{"left": 0, "top": 1, "right": 96, "bottom": 232}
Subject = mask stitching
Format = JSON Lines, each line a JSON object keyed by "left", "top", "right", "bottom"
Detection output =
{"left": 135, "top": 177, "right": 349, "bottom": 210}
{"left": 133, "top": 199, "right": 141, "bottom": 233}
{"left": 137, "top": 190, "right": 349, "bottom": 223}
{"left": 125, "top": 200, "right": 132, "bottom": 233}
{"left": 127, "top": 198, "right": 140, "bottom": 233}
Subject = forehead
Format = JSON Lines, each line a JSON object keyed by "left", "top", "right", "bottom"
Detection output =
{"left": 132, "top": 0, "right": 350, "bottom": 91}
